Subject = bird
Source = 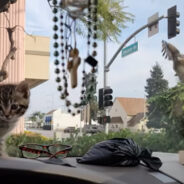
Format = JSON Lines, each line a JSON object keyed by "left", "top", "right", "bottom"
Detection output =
{"left": 162, "top": 40, "right": 184, "bottom": 82}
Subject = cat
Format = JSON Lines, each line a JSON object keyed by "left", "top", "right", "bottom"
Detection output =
{"left": 0, "top": 80, "right": 30, "bottom": 157}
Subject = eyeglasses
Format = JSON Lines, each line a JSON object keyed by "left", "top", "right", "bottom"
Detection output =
{"left": 19, "top": 144, "right": 72, "bottom": 159}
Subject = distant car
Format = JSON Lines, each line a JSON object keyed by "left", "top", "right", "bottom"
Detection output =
{"left": 43, "top": 125, "right": 52, "bottom": 130}
{"left": 64, "top": 127, "right": 76, "bottom": 133}
{"left": 83, "top": 124, "right": 105, "bottom": 134}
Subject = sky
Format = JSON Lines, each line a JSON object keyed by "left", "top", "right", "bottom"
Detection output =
{"left": 25, "top": 0, "right": 184, "bottom": 116}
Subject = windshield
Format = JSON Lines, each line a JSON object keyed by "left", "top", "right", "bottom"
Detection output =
{"left": 0, "top": 0, "right": 184, "bottom": 175}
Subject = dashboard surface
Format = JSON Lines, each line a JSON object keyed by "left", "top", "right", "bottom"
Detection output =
{"left": 0, "top": 152, "right": 183, "bottom": 184}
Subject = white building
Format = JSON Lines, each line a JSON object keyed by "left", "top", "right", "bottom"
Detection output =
{"left": 43, "top": 109, "right": 87, "bottom": 140}
{"left": 52, "top": 109, "right": 84, "bottom": 130}
{"left": 25, "top": 120, "right": 35, "bottom": 129}
{"left": 109, "top": 97, "right": 148, "bottom": 132}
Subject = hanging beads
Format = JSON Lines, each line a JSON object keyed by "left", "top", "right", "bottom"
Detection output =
{"left": 60, "top": 10, "right": 66, "bottom": 100}
{"left": 51, "top": 0, "right": 99, "bottom": 116}
{"left": 52, "top": 0, "right": 62, "bottom": 92}
{"left": 87, "top": 0, "right": 92, "bottom": 54}
{"left": 91, "top": 0, "right": 98, "bottom": 73}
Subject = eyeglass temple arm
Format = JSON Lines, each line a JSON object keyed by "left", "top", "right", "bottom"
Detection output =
{"left": 49, "top": 148, "right": 71, "bottom": 159}
{"left": 19, "top": 146, "right": 52, "bottom": 156}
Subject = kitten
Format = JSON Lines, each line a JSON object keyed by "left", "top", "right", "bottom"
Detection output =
{"left": 0, "top": 80, "right": 30, "bottom": 157}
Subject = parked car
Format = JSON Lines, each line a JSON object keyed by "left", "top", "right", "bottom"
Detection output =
{"left": 64, "top": 127, "right": 76, "bottom": 133}
{"left": 83, "top": 124, "right": 105, "bottom": 134}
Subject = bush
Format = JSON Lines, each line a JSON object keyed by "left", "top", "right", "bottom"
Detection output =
{"left": 5, "top": 131, "right": 53, "bottom": 157}
{"left": 5, "top": 129, "right": 184, "bottom": 157}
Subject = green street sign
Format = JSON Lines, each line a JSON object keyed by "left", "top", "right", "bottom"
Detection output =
{"left": 122, "top": 42, "right": 138, "bottom": 57}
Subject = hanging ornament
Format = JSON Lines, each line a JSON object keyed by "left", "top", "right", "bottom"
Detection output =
{"left": 67, "top": 48, "right": 81, "bottom": 88}
{"left": 84, "top": 0, "right": 98, "bottom": 72}
{"left": 60, "top": 0, "right": 88, "bottom": 19}
{"left": 51, "top": 0, "right": 99, "bottom": 116}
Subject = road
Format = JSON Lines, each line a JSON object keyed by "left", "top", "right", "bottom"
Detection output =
{"left": 26, "top": 128, "right": 54, "bottom": 138}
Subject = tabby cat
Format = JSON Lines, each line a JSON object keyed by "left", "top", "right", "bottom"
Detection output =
{"left": 0, "top": 80, "right": 30, "bottom": 157}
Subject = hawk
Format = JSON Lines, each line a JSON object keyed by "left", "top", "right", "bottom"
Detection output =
{"left": 162, "top": 40, "right": 184, "bottom": 82}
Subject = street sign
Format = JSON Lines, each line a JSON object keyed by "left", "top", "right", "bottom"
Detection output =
{"left": 121, "top": 42, "right": 138, "bottom": 57}
{"left": 148, "top": 13, "right": 159, "bottom": 37}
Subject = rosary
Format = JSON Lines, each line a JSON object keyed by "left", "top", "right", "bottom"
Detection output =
{"left": 49, "top": 0, "right": 98, "bottom": 116}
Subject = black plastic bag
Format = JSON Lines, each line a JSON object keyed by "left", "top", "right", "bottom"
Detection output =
{"left": 77, "top": 138, "right": 162, "bottom": 171}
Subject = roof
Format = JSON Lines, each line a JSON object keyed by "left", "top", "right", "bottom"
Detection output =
{"left": 127, "top": 112, "right": 144, "bottom": 127}
{"left": 116, "top": 97, "right": 146, "bottom": 116}
{"left": 45, "top": 109, "right": 56, "bottom": 115}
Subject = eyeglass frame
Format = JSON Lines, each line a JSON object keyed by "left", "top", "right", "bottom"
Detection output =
{"left": 19, "top": 143, "right": 72, "bottom": 159}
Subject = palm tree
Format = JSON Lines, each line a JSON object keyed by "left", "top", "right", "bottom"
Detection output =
{"left": 28, "top": 111, "right": 45, "bottom": 128}
{"left": 77, "top": 0, "right": 134, "bottom": 41}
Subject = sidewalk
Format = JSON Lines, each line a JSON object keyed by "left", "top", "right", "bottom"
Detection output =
{"left": 26, "top": 128, "right": 54, "bottom": 138}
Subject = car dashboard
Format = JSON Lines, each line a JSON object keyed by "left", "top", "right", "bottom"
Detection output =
{"left": 0, "top": 153, "right": 183, "bottom": 184}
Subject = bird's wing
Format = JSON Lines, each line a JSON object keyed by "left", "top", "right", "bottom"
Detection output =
{"left": 177, "top": 55, "right": 184, "bottom": 64}
{"left": 162, "top": 40, "right": 180, "bottom": 61}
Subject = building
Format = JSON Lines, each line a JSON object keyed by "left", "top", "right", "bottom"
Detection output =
{"left": 127, "top": 113, "right": 148, "bottom": 132}
{"left": 0, "top": 1, "right": 49, "bottom": 133}
{"left": 43, "top": 110, "right": 56, "bottom": 130}
{"left": 25, "top": 120, "right": 34, "bottom": 129}
{"left": 25, "top": 35, "right": 50, "bottom": 88}
{"left": 53, "top": 110, "right": 81, "bottom": 140}
{"left": 109, "top": 97, "right": 147, "bottom": 132}
{"left": 52, "top": 109, "right": 83, "bottom": 131}
{"left": 43, "top": 109, "right": 86, "bottom": 140}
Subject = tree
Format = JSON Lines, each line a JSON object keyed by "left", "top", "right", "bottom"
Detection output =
{"left": 28, "top": 111, "right": 45, "bottom": 128}
{"left": 83, "top": 72, "right": 98, "bottom": 124}
{"left": 145, "top": 63, "right": 169, "bottom": 98}
{"left": 148, "top": 83, "right": 184, "bottom": 138}
{"left": 90, "top": 99, "right": 98, "bottom": 121}
{"left": 77, "top": 0, "right": 134, "bottom": 41}
{"left": 0, "top": 0, "right": 17, "bottom": 13}
{"left": 145, "top": 63, "right": 169, "bottom": 129}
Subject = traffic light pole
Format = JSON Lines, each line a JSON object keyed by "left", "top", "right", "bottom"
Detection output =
{"left": 105, "top": 15, "right": 165, "bottom": 74}
{"left": 104, "top": 39, "right": 107, "bottom": 88}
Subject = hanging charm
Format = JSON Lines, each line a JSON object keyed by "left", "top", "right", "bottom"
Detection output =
{"left": 67, "top": 48, "right": 81, "bottom": 88}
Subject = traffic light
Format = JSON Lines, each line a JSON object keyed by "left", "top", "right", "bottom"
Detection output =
{"left": 98, "top": 88, "right": 104, "bottom": 110}
{"left": 103, "top": 87, "right": 113, "bottom": 107}
{"left": 98, "top": 116, "right": 103, "bottom": 124}
{"left": 103, "top": 116, "right": 111, "bottom": 123}
{"left": 98, "top": 116, "right": 111, "bottom": 124}
{"left": 168, "top": 5, "right": 180, "bottom": 39}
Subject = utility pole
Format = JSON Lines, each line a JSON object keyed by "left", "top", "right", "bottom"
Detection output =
{"left": 103, "top": 38, "right": 111, "bottom": 134}
{"left": 104, "top": 39, "right": 107, "bottom": 88}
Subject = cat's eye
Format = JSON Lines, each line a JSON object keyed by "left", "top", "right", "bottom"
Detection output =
{"left": 11, "top": 104, "right": 18, "bottom": 110}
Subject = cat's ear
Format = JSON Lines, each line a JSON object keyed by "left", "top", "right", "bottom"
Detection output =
{"left": 15, "top": 80, "right": 30, "bottom": 98}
